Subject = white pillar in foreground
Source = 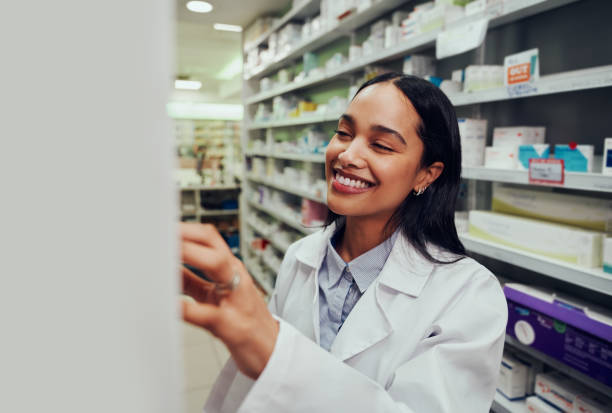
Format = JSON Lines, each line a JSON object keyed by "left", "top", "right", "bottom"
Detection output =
{"left": 0, "top": 1, "right": 182, "bottom": 412}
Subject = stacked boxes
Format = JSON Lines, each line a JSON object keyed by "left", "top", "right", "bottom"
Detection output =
{"left": 469, "top": 210, "right": 604, "bottom": 267}
{"left": 458, "top": 118, "right": 487, "bottom": 167}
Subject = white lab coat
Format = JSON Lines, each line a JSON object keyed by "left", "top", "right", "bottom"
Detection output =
{"left": 204, "top": 224, "right": 507, "bottom": 413}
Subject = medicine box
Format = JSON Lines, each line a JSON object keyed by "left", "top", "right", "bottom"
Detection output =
{"left": 485, "top": 146, "right": 517, "bottom": 169}
{"left": 518, "top": 144, "right": 550, "bottom": 170}
{"left": 491, "top": 184, "right": 612, "bottom": 232}
{"left": 497, "top": 353, "right": 528, "bottom": 400}
{"left": 604, "top": 238, "right": 612, "bottom": 274}
{"left": 493, "top": 126, "right": 546, "bottom": 147}
{"left": 526, "top": 396, "right": 563, "bottom": 413}
{"left": 603, "top": 137, "right": 612, "bottom": 175}
{"left": 469, "top": 211, "right": 604, "bottom": 267}
{"left": 535, "top": 372, "right": 585, "bottom": 412}
{"left": 573, "top": 391, "right": 612, "bottom": 413}
{"left": 554, "top": 145, "right": 594, "bottom": 173}
{"left": 458, "top": 118, "right": 487, "bottom": 167}
{"left": 504, "top": 283, "right": 612, "bottom": 388}
{"left": 509, "top": 350, "right": 544, "bottom": 396}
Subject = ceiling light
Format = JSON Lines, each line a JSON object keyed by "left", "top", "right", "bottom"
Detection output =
{"left": 186, "top": 1, "right": 213, "bottom": 13}
{"left": 175, "top": 80, "right": 202, "bottom": 90}
{"left": 214, "top": 23, "right": 243, "bottom": 32}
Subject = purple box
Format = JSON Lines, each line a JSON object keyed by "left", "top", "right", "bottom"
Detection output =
{"left": 504, "top": 284, "right": 612, "bottom": 388}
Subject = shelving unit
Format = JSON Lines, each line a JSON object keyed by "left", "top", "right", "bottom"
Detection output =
{"left": 240, "top": 1, "right": 612, "bottom": 407}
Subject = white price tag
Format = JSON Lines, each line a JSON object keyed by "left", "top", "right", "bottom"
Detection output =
{"left": 436, "top": 18, "right": 489, "bottom": 60}
{"left": 529, "top": 159, "right": 564, "bottom": 185}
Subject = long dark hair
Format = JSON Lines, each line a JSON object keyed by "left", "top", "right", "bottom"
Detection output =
{"left": 325, "top": 72, "right": 465, "bottom": 264}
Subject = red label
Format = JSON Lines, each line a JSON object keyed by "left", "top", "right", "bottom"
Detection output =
{"left": 507, "top": 62, "right": 531, "bottom": 84}
{"left": 529, "top": 158, "right": 565, "bottom": 185}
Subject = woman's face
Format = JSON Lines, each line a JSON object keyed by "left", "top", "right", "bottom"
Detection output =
{"left": 325, "top": 82, "right": 434, "bottom": 221}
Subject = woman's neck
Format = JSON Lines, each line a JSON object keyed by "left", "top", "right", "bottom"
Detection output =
{"left": 336, "top": 215, "right": 398, "bottom": 262}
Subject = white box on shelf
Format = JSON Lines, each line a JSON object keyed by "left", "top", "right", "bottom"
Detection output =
{"left": 573, "top": 391, "right": 612, "bottom": 413}
{"left": 492, "top": 126, "right": 546, "bottom": 147}
{"left": 518, "top": 144, "right": 550, "bottom": 170}
{"left": 402, "top": 55, "right": 436, "bottom": 78}
{"left": 491, "top": 184, "right": 612, "bottom": 232}
{"left": 526, "top": 395, "right": 563, "bottom": 413}
{"left": 554, "top": 144, "right": 594, "bottom": 173}
{"left": 604, "top": 238, "right": 612, "bottom": 274}
{"left": 510, "top": 351, "right": 544, "bottom": 396}
{"left": 497, "top": 353, "right": 528, "bottom": 400}
{"left": 504, "top": 48, "right": 540, "bottom": 87}
{"left": 468, "top": 210, "right": 604, "bottom": 268}
{"left": 485, "top": 146, "right": 517, "bottom": 169}
{"left": 458, "top": 118, "right": 487, "bottom": 167}
{"left": 602, "top": 137, "right": 612, "bottom": 175}
{"left": 535, "top": 372, "right": 585, "bottom": 412}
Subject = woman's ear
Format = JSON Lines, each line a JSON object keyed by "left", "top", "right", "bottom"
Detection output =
{"left": 414, "top": 162, "right": 444, "bottom": 192}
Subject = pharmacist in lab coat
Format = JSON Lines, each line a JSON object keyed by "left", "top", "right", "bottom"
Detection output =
{"left": 180, "top": 73, "right": 508, "bottom": 413}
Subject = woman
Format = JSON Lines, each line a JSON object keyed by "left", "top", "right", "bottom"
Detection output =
{"left": 180, "top": 73, "right": 507, "bottom": 412}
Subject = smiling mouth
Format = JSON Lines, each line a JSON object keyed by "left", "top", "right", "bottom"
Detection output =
{"left": 333, "top": 170, "right": 376, "bottom": 190}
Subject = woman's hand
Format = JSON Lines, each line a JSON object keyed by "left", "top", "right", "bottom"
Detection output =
{"left": 180, "top": 222, "right": 279, "bottom": 379}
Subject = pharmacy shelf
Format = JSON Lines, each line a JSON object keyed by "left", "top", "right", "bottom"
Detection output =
{"left": 450, "top": 64, "right": 612, "bottom": 107}
{"left": 248, "top": 200, "right": 316, "bottom": 235}
{"left": 179, "top": 184, "right": 240, "bottom": 191}
{"left": 504, "top": 335, "right": 612, "bottom": 397}
{"left": 491, "top": 392, "right": 527, "bottom": 413}
{"left": 462, "top": 166, "right": 612, "bottom": 193}
{"left": 459, "top": 233, "right": 612, "bottom": 296}
{"left": 245, "top": 0, "right": 409, "bottom": 80}
{"left": 248, "top": 112, "right": 342, "bottom": 130}
{"left": 244, "top": 0, "right": 578, "bottom": 101}
{"left": 250, "top": 244, "right": 283, "bottom": 275}
{"left": 244, "top": 258, "right": 274, "bottom": 296}
{"left": 246, "top": 174, "right": 326, "bottom": 202}
{"left": 198, "top": 209, "right": 239, "bottom": 217}
{"left": 243, "top": 0, "right": 320, "bottom": 54}
{"left": 245, "top": 150, "right": 326, "bottom": 163}
{"left": 246, "top": 220, "right": 292, "bottom": 254}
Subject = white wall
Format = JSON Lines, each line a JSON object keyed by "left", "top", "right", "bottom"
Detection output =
{"left": 0, "top": 1, "right": 182, "bottom": 412}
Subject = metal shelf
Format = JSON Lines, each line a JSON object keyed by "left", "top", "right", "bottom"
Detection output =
{"left": 243, "top": 0, "right": 320, "bottom": 54}
{"left": 459, "top": 233, "right": 612, "bottom": 296}
{"left": 244, "top": 258, "right": 274, "bottom": 296}
{"left": 462, "top": 166, "right": 612, "bottom": 193}
{"left": 198, "top": 209, "right": 239, "bottom": 217}
{"left": 246, "top": 174, "right": 326, "bottom": 202}
{"left": 244, "top": 0, "right": 409, "bottom": 80}
{"left": 246, "top": 220, "right": 291, "bottom": 254}
{"left": 450, "top": 64, "right": 612, "bottom": 107}
{"left": 247, "top": 112, "right": 341, "bottom": 130}
{"left": 244, "top": 0, "right": 579, "bottom": 100}
{"left": 179, "top": 184, "right": 240, "bottom": 191}
{"left": 245, "top": 150, "right": 326, "bottom": 163}
{"left": 248, "top": 200, "right": 316, "bottom": 235}
{"left": 491, "top": 392, "right": 527, "bottom": 413}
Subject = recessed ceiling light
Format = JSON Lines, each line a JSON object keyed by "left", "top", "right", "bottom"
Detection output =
{"left": 214, "top": 23, "right": 243, "bottom": 32}
{"left": 186, "top": 1, "right": 213, "bottom": 13}
{"left": 175, "top": 80, "right": 202, "bottom": 90}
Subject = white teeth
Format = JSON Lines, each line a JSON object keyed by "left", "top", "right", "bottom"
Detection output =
{"left": 335, "top": 171, "right": 371, "bottom": 189}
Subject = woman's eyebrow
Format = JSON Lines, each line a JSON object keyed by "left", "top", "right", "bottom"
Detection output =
{"left": 339, "top": 113, "right": 354, "bottom": 124}
{"left": 371, "top": 125, "right": 407, "bottom": 145}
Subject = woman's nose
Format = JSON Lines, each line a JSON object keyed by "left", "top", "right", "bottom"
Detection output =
{"left": 338, "top": 139, "right": 367, "bottom": 169}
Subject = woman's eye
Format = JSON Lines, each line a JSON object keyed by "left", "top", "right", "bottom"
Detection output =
{"left": 334, "top": 130, "right": 351, "bottom": 138}
{"left": 373, "top": 143, "right": 393, "bottom": 152}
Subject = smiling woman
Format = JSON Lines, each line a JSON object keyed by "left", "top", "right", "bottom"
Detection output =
{"left": 180, "top": 73, "right": 508, "bottom": 413}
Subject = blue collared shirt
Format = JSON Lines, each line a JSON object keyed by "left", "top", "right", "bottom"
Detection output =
{"left": 318, "top": 227, "right": 400, "bottom": 351}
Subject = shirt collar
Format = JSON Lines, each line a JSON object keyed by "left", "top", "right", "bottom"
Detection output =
{"left": 324, "top": 226, "right": 400, "bottom": 293}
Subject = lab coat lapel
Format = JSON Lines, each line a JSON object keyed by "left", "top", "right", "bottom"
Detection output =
{"left": 293, "top": 225, "right": 336, "bottom": 344}
{"left": 330, "top": 234, "right": 436, "bottom": 361}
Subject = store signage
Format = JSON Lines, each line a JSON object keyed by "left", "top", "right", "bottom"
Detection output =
{"left": 504, "top": 48, "right": 539, "bottom": 97}
{"left": 529, "top": 158, "right": 565, "bottom": 185}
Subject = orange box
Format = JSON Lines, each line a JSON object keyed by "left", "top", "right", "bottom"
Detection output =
{"left": 507, "top": 62, "right": 531, "bottom": 84}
